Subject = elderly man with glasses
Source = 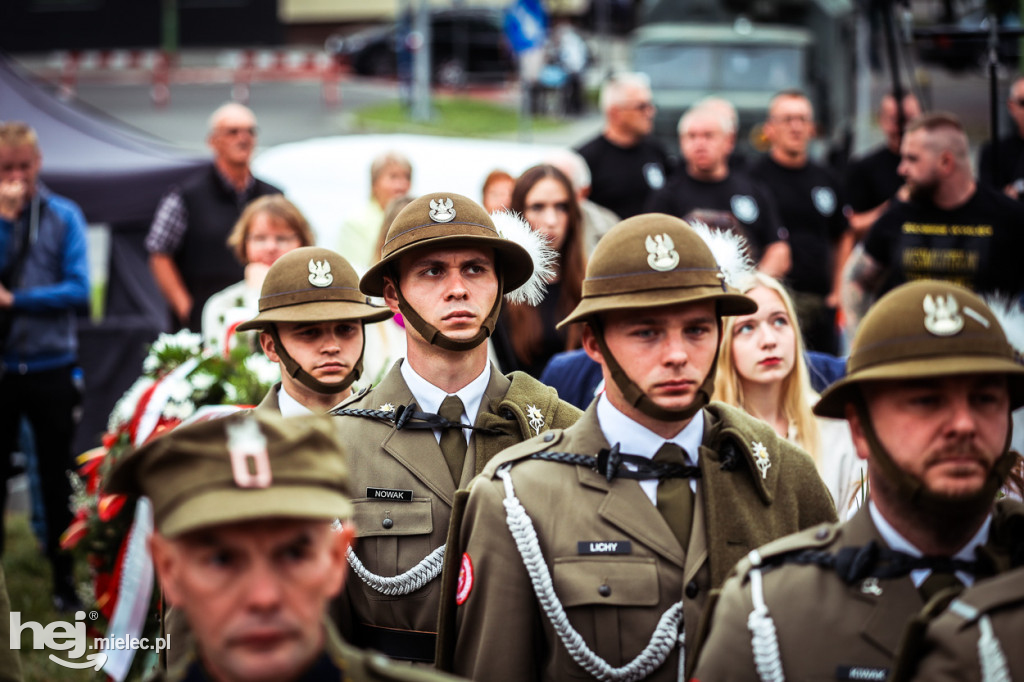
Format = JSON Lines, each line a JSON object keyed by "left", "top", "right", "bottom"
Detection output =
{"left": 146, "top": 102, "right": 281, "bottom": 331}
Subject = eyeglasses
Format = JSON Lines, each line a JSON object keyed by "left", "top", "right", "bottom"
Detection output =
{"left": 1014, "top": 98, "right": 1024, "bottom": 108}
{"left": 621, "top": 101, "right": 656, "bottom": 113}
{"left": 770, "top": 115, "right": 812, "bottom": 125}
{"left": 219, "top": 126, "right": 258, "bottom": 137}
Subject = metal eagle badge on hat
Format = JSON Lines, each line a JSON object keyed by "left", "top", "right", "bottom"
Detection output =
{"left": 227, "top": 417, "right": 272, "bottom": 488}
{"left": 645, "top": 233, "right": 680, "bottom": 271}
{"left": 923, "top": 293, "right": 964, "bottom": 336}
{"left": 752, "top": 440, "right": 771, "bottom": 479}
{"left": 308, "top": 259, "right": 333, "bottom": 287}
{"left": 429, "top": 197, "right": 456, "bottom": 223}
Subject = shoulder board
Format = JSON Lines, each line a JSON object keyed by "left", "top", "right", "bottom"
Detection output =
{"left": 744, "top": 522, "right": 842, "bottom": 567}
{"left": 946, "top": 568, "right": 1024, "bottom": 622}
{"left": 479, "top": 429, "right": 568, "bottom": 478}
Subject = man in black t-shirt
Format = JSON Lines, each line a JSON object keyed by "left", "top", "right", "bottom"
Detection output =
{"left": 845, "top": 112, "right": 1024, "bottom": 326}
{"left": 646, "top": 102, "right": 789, "bottom": 277}
{"left": 978, "top": 75, "right": 1024, "bottom": 199}
{"left": 845, "top": 94, "right": 922, "bottom": 238}
{"left": 576, "top": 72, "right": 670, "bottom": 219}
{"left": 751, "top": 90, "right": 849, "bottom": 354}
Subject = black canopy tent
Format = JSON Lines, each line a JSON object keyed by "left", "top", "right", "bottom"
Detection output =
{"left": 0, "top": 54, "right": 207, "bottom": 454}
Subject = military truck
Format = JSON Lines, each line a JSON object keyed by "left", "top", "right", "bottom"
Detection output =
{"left": 632, "top": 0, "right": 856, "bottom": 167}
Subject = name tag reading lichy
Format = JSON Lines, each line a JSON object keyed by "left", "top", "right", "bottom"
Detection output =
{"left": 367, "top": 487, "right": 414, "bottom": 502}
{"left": 577, "top": 541, "right": 632, "bottom": 555}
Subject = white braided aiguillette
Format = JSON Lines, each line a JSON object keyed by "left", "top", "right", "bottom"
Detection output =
{"left": 746, "top": 550, "right": 785, "bottom": 682}
{"left": 497, "top": 465, "right": 683, "bottom": 682}
{"left": 347, "top": 545, "right": 445, "bottom": 596}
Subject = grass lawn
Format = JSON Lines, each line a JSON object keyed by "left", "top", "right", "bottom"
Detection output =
{"left": 352, "top": 95, "right": 566, "bottom": 137}
{"left": 5, "top": 513, "right": 106, "bottom": 681}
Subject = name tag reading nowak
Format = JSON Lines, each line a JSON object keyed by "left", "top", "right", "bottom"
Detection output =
{"left": 366, "top": 487, "right": 414, "bottom": 502}
{"left": 577, "top": 541, "right": 632, "bottom": 555}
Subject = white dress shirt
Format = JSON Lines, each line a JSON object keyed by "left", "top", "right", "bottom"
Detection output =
{"left": 596, "top": 394, "right": 704, "bottom": 505}
{"left": 870, "top": 501, "right": 991, "bottom": 587}
{"left": 401, "top": 360, "right": 491, "bottom": 445}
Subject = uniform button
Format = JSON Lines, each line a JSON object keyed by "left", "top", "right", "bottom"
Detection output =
{"left": 598, "top": 584, "right": 612, "bottom": 597}
{"left": 685, "top": 581, "right": 699, "bottom": 599}
{"left": 382, "top": 518, "right": 394, "bottom": 529}
{"left": 815, "top": 527, "right": 829, "bottom": 540}
{"left": 543, "top": 433, "right": 555, "bottom": 442}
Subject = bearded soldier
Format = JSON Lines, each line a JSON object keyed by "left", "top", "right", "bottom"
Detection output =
{"left": 331, "top": 193, "right": 582, "bottom": 663}
{"left": 236, "top": 246, "right": 392, "bottom": 414}
{"left": 437, "top": 214, "right": 836, "bottom": 681}
{"left": 691, "top": 280, "right": 1024, "bottom": 681}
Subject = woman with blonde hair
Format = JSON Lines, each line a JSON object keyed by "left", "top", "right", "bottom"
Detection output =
{"left": 715, "top": 271, "right": 864, "bottom": 514}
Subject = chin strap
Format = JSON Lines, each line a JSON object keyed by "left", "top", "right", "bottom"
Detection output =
{"left": 392, "top": 271, "right": 505, "bottom": 352}
{"left": 852, "top": 395, "right": 1016, "bottom": 516}
{"left": 268, "top": 324, "right": 363, "bottom": 396}
{"left": 590, "top": 319, "right": 720, "bottom": 424}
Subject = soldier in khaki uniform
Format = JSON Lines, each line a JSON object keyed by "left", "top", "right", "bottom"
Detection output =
{"left": 105, "top": 410, "right": 465, "bottom": 682}
{"left": 691, "top": 280, "right": 1024, "bottom": 682}
{"left": 236, "top": 245, "right": 391, "bottom": 415}
{"left": 438, "top": 214, "right": 837, "bottom": 681}
{"left": 890, "top": 565, "right": 1024, "bottom": 681}
{"left": 331, "top": 193, "right": 582, "bottom": 662}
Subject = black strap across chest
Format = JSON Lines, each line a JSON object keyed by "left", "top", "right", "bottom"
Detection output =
{"left": 767, "top": 540, "right": 984, "bottom": 585}
{"left": 332, "top": 402, "right": 506, "bottom": 436}
{"left": 528, "top": 443, "right": 703, "bottom": 482}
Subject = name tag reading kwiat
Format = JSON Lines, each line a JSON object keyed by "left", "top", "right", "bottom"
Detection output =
{"left": 366, "top": 487, "right": 414, "bottom": 502}
{"left": 577, "top": 541, "right": 632, "bottom": 555}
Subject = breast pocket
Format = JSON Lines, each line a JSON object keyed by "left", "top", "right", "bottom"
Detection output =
{"left": 551, "top": 556, "right": 661, "bottom": 677}
{"left": 350, "top": 498, "right": 435, "bottom": 602}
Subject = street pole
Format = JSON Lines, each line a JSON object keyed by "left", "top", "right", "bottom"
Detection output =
{"left": 411, "top": 0, "right": 432, "bottom": 122}
{"left": 161, "top": 0, "right": 178, "bottom": 55}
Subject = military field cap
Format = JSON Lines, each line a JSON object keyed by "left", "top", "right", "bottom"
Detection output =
{"left": 359, "top": 192, "right": 534, "bottom": 297}
{"left": 237, "top": 246, "right": 391, "bottom": 331}
{"left": 104, "top": 411, "right": 352, "bottom": 537}
{"left": 558, "top": 213, "right": 757, "bottom": 328}
{"left": 815, "top": 280, "right": 1024, "bottom": 418}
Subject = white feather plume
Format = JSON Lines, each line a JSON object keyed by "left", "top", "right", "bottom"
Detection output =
{"left": 687, "top": 220, "right": 757, "bottom": 291}
{"left": 490, "top": 209, "right": 558, "bottom": 306}
{"left": 983, "top": 294, "right": 1024, "bottom": 358}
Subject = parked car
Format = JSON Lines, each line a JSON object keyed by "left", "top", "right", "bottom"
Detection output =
{"left": 915, "top": 9, "right": 1022, "bottom": 71}
{"left": 325, "top": 7, "right": 517, "bottom": 87}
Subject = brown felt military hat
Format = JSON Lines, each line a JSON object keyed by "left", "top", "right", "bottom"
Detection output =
{"left": 104, "top": 411, "right": 352, "bottom": 537}
{"left": 237, "top": 246, "right": 391, "bottom": 331}
{"left": 359, "top": 192, "right": 535, "bottom": 297}
{"left": 558, "top": 213, "right": 756, "bottom": 328}
{"left": 815, "top": 280, "right": 1024, "bottom": 418}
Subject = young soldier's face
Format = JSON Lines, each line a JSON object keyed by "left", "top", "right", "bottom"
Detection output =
{"left": 385, "top": 246, "right": 499, "bottom": 344}
{"left": 152, "top": 519, "right": 350, "bottom": 682}
{"left": 587, "top": 300, "right": 719, "bottom": 414}
{"left": 262, "top": 321, "right": 364, "bottom": 390}
{"left": 851, "top": 375, "right": 1010, "bottom": 500}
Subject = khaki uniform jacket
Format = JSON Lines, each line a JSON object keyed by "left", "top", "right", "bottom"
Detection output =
{"left": 147, "top": 620, "right": 466, "bottom": 681}
{"left": 891, "top": 565, "right": 1024, "bottom": 682}
{"left": 691, "top": 499, "right": 1024, "bottom": 682}
{"left": 255, "top": 383, "right": 281, "bottom": 413}
{"left": 333, "top": 361, "right": 581, "bottom": 649}
{"left": 441, "top": 401, "right": 836, "bottom": 681}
